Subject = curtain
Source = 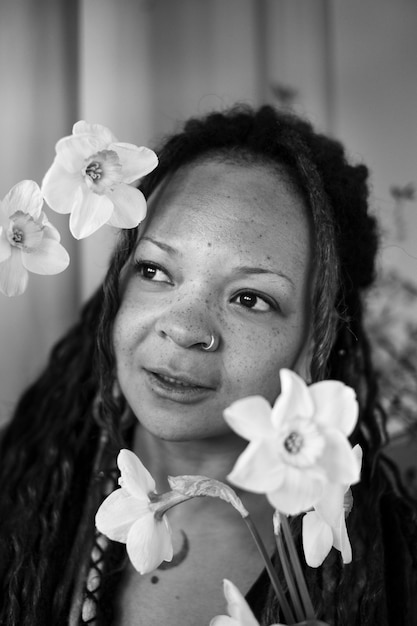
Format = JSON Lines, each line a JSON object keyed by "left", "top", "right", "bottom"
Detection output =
{"left": 0, "top": 0, "right": 80, "bottom": 424}
{"left": 1, "top": 0, "right": 416, "bottom": 432}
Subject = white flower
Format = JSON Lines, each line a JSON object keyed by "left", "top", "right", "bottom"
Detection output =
{"left": 210, "top": 579, "right": 284, "bottom": 626}
{"left": 0, "top": 180, "right": 69, "bottom": 296}
{"left": 302, "top": 445, "right": 362, "bottom": 567}
{"left": 41, "top": 121, "right": 158, "bottom": 239}
{"left": 224, "top": 369, "right": 360, "bottom": 515}
{"left": 95, "top": 449, "right": 173, "bottom": 574}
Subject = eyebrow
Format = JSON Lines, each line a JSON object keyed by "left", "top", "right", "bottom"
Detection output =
{"left": 140, "top": 236, "right": 178, "bottom": 255}
{"left": 235, "top": 266, "right": 295, "bottom": 288}
{"left": 140, "top": 236, "right": 295, "bottom": 288}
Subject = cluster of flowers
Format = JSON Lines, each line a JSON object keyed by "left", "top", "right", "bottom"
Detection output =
{"left": 96, "top": 369, "right": 362, "bottom": 625}
{"left": 0, "top": 121, "right": 158, "bottom": 296}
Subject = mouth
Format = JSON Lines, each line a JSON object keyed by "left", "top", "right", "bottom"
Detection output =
{"left": 144, "top": 368, "right": 215, "bottom": 402}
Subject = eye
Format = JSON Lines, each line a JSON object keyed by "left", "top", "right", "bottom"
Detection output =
{"left": 231, "top": 291, "right": 276, "bottom": 312}
{"left": 134, "top": 260, "right": 171, "bottom": 283}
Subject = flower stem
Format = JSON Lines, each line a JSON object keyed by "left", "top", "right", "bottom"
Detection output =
{"left": 280, "top": 514, "right": 315, "bottom": 621}
{"left": 275, "top": 530, "right": 305, "bottom": 622}
{"left": 150, "top": 490, "right": 194, "bottom": 520}
{"left": 243, "top": 515, "right": 295, "bottom": 625}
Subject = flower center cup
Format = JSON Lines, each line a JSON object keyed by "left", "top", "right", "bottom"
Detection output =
{"left": 6, "top": 211, "right": 44, "bottom": 252}
{"left": 82, "top": 149, "right": 123, "bottom": 194}
{"left": 279, "top": 417, "right": 325, "bottom": 468}
{"left": 85, "top": 161, "right": 102, "bottom": 181}
{"left": 284, "top": 431, "right": 304, "bottom": 454}
{"left": 10, "top": 228, "right": 24, "bottom": 244}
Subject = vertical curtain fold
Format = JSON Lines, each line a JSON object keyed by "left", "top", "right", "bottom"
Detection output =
{"left": 0, "top": 0, "right": 81, "bottom": 425}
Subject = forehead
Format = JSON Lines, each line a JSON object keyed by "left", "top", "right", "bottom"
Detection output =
{"left": 144, "top": 160, "right": 310, "bottom": 230}
{"left": 140, "top": 160, "right": 312, "bottom": 272}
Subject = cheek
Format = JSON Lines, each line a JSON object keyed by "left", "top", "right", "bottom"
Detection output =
{"left": 113, "top": 300, "right": 147, "bottom": 366}
{"left": 223, "top": 321, "right": 306, "bottom": 402}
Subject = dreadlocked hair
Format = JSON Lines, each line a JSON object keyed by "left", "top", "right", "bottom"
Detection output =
{"left": 0, "top": 104, "right": 416, "bottom": 625}
{"left": 0, "top": 287, "right": 106, "bottom": 624}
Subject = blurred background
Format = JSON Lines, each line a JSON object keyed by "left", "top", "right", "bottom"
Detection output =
{"left": 0, "top": 0, "right": 416, "bottom": 484}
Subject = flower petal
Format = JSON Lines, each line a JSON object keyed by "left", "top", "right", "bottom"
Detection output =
{"left": 302, "top": 510, "right": 333, "bottom": 567}
{"left": 314, "top": 482, "right": 345, "bottom": 527}
{"left": 352, "top": 443, "right": 363, "bottom": 469}
{"left": 223, "top": 396, "right": 275, "bottom": 441}
{"left": 309, "top": 380, "right": 358, "bottom": 436}
{"left": 320, "top": 430, "right": 361, "bottom": 485}
{"left": 333, "top": 514, "right": 352, "bottom": 563}
{"left": 73, "top": 120, "right": 118, "bottom": 144}
{"left": 266, "top": 465, "right": 326, "bottom": 515}
{"left": 0, "top": 248, "right": 28, "bottom": 296}
{"left": 41, "top": 161, "right": 83, "bottom": 215}
{"left": 41, "top": 217, "right": 61, "bottom": 242}
{"left": 95, "top": 488, "right": 150, "bottom": 543}
{"left": 69, "top": 190, "right": 113, "bottom": 239}
{"left": 54, "top": 134, "right": 105, "bottom": 172}
{"left": 21, "top": 238, "right": 70, "bottom": 275}
{"left": 272, "top": 369, "right": 314, "bottom": 429}
{"left": 227, "top": 439, "right": 285, "bottom": 494}
{"left": 0, "top": 234, "right": 11, "bottom": 263}
{"left": 106, "top": 185, "right": 147, "bottom": 228}
{"left": 126, "top": 514, "right": 173, "bottom": 574}
{"left": 0, "top": 205, "right": 8, "bottom": 229}
{"left": 117, "top": 449, "right": 156, "bottom": 498}
{"left": 1, "top": 180, "right": 43, "bottom": 219}
{"left": 111, "top": 143, "right": 158, "bottom": 183}
{"left": 221, "top": 579, "right": 260, "bottom": 625}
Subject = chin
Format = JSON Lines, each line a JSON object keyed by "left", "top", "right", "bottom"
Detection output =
{"left": 134, "top": 414, "right": 231, "bottom": 443}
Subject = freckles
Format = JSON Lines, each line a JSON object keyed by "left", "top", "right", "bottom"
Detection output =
{"left": 114, "top": 304, "right": 148, "bottom": 355}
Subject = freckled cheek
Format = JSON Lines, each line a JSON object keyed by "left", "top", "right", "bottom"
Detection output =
{"left": 222, "top": 325, "right": 302, "bottom": 402}
{"left": 112, "top": 304, "right": 150, "bottom": 366}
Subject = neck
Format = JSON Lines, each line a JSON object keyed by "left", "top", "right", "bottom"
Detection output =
{"left": 132, "top": 423, "right": 247, "bottom": 492}
{"left": 131, "top": 423, "right": 275, "bottom": 556}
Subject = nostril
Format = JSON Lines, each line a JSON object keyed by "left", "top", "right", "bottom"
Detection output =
{"left": 154, "top": 311, "right": 217, "bottom": 350}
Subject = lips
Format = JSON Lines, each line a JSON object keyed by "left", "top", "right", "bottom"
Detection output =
{"left": 147, "top": 367, "right": 215, "bottom": 390}
{"left": 152, "top": 372, "right": 200, "bottom": 388}
{"left": 144, "top": 366, "right": 217, "bottom": 403}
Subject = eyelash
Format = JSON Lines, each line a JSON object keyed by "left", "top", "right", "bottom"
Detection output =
{"left": 134, "top": 260, "right": 279, "bottom": 313}
{"left": 134, "top": 260, "right": 172, "bottom": 283}
{"left": 231, "top": 291, "right": 277, "bottom": 313}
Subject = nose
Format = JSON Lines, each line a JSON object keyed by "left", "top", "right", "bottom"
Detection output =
{"left": 154, "top": 294, "right": 219, "bottom": 351}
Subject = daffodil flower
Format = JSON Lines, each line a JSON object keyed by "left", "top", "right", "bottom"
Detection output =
{"left": 95, "top": 449, "right": 191, "bottom": 574}
{"left": 224, "top": 369, "right": 360, "bottom": 516}
{"left": 0, "top": 180, "right": 70, "bottom": 296}
{"left": 210, "top": 579, "right": 284, "bottom": 626}
{"left": 41, "top": 121, "right": 158, "bottom": 239}
{"left": 302, "top": 445, "right": 362, "bottom": 567}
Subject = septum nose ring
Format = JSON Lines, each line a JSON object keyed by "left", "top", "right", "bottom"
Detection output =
{"left": 201, "top": 334, "right": 217, "bottom": 351}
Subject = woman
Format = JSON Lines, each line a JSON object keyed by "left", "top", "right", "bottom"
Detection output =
{"left": 0, "top": 105, "right": 416, "bottom": 625}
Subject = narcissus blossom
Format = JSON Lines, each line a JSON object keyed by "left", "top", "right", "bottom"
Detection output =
{"left": 302, "top": 445, "right": 362, "bottom": 567}
{"left": 95, "top": 449, "right": 174, "bottom": 574}
{"left": 0, "top": 180, "right": 69, "bottom": 296}
{"left": 224, "top": 369, "right": 360, "bottom": 515}
{"left": 42, "top": 121, "right": 158, "bottom": 239}
{"left": 210, "top": 579, "right": 283, "bottom": 626}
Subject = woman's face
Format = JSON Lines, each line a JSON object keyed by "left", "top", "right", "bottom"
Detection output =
{"left": 113, "top": 159, "right": 313, "bottom": 441}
